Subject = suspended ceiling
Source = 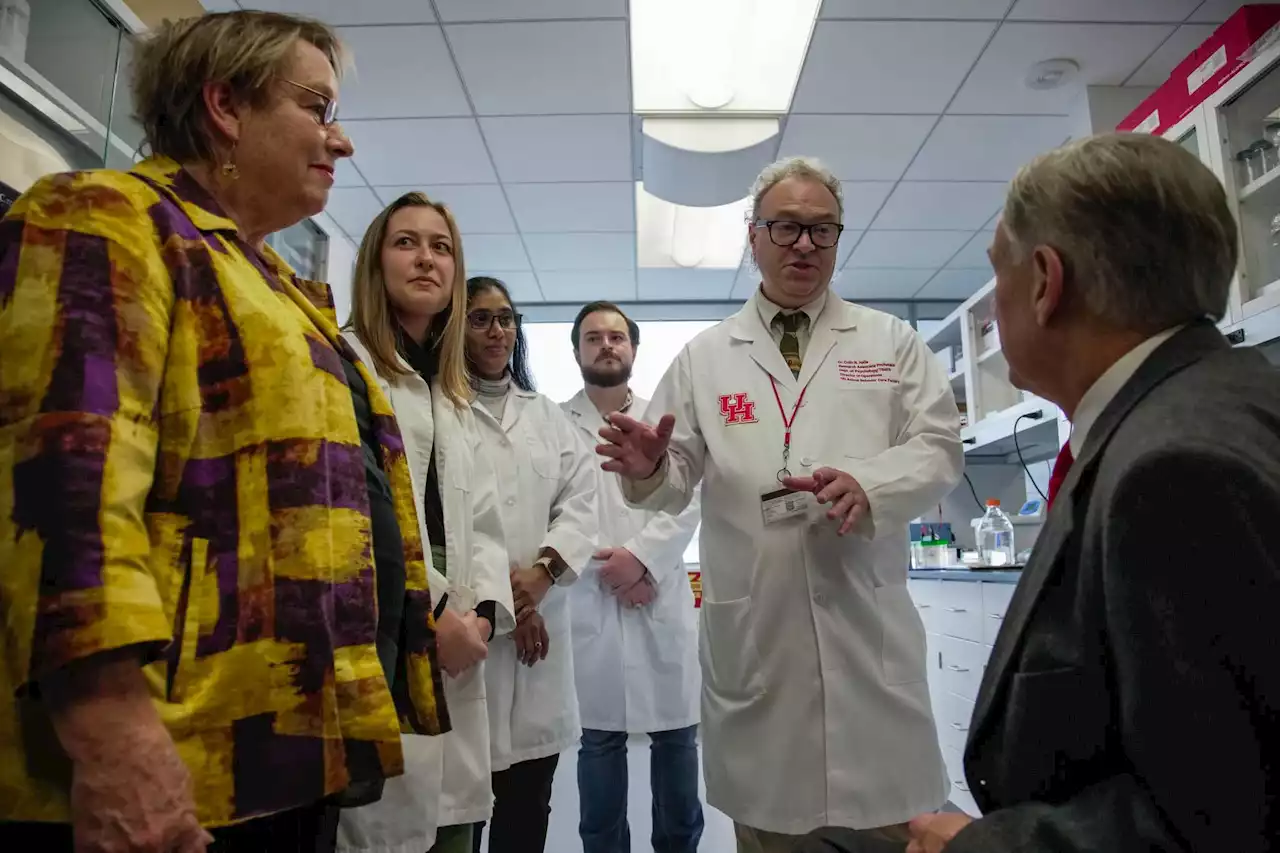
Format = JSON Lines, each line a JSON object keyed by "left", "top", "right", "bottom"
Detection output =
{"left": 198, "top": 0, "right": 1244, "bottom": 319}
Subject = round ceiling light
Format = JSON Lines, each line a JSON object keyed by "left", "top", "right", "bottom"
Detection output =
{"left": 1025, "top": 58, "right": 1080, "bottom": 90}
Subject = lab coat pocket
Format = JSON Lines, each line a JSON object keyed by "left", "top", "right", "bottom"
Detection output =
{"left": 875, "top": 584, "right": 928, "bottom": 686}
{"left": 446, "top": 659, "right": 488, "bottom": 702}
{"left": 524, "top": 433, "right": 558, "bottom": 479}
{"left": 699, "top": 597, "right": 764, "bottom": 699}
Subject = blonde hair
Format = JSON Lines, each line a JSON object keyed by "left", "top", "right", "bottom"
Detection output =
{"left": 750, "top": 156, "right": 844, "bottom": 220}
{"left": 1003, "top": 132, "right": 1237, "bottom": 332}
{"left": 349, "top": 192, "right": 472, "bottom": 407}
{"left": 132, "top": 10, "right": 345, "bottom": 164}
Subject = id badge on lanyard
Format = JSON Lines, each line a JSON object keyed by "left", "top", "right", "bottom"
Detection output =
{"left": 759, "top": 375, "right": 815, "bottom": 525}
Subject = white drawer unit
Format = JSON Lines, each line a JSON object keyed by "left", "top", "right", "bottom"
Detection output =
{"left": 939, "top": 634, "right": 988, "bottom": 702}
{"left": 938, "top": 691, "right": 976, "bottom": 756}
{"left": 936, "top": 579, "right": 984, "bottom": 643}
{"left": 907, "top": 578, "right": 945, "bottom": 634}
{"left": 981, "top": 581, "right": 1017, "bottom": 646}
{"left": 943, "top": 745, "right": 980, "bottom": 816}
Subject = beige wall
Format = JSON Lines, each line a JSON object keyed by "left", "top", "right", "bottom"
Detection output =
{"left": 120, "top": 0, "right": 206, "bottom": 28}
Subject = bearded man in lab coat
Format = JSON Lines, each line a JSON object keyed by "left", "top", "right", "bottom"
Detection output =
{"left": 562, "top": 301, "right": 705, "bottom": 853}
{"left": 597, "top": 156, "right": 965, "bottom": 852}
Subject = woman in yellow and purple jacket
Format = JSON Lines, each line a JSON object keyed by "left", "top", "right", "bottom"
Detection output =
{"left": 0, "top": 11, "right": 446, "bottom": 853}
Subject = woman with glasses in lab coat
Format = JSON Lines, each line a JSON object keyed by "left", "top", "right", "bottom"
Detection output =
{"left": 464, "top": 276, "right": 598, "bottom": 853}
{"left": 337, "top": 192, "right": 513, "bottom": 853}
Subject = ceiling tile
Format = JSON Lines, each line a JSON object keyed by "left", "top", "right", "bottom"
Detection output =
{"left": 1188, "top": 1, "right": 1244, "bottom": 23}
{"left": 778, "top": 116, "right": 938, "bottom": 181}
{"left": 792, "top": 21, "right": 996, "bottom": 114}
{"left": 1008, "top": 0, "right": 1201, "bottom": 21}
{"left": 236, "top": 0, "right": 435, "bottom": 25}
{"left": 372, "top": 184, "right": 517, "bottom": 234}
{"left": 323, "top": 187, "right": 384, "bottom": 242}
{"left": 344, "top": 119, "right": 498, "bottom": 185}
{"left": 464, "top": 234, "right": 531, "bottom": 271}
{"left": 839, "top": 182, "right": 898, "bottom": 230}
{"left": 336, "top": 27, "right": 469, "bottom": 118}
{"left": 481, "top": 115, "right": 633, "bottom": 182}
{"left": 915, "top": 268, "right": 994, "bottom": 300}
{"left": 525, "top": 233, "right": 635, "bottom": 270}
{"left": 505, "top": 182, "right": 634, "bottom": 232}
{"left": 948, "top": 230, "right": 997, "bottom": 269}
{"left": 906, "top": 115, "right": 1070, "bottom": 180}
{"left": 948, "top": 22, "right": 1175, "bottom": 114}
{"left": 638, "top": 269, "right": 737, "bottom": 301}
{"left": 468, "top": 270, "right": 543, "bottom": 302}
{"left": 835, "top": 268, "right": 937, "bottom": 300}
{"left": 1126, "top": 23, "right": 1217, "bottom": 86}
{"left": 333, "top": 158, "right": 366, "bottom": 188}
{"left": 871, "top": 182, "right": 1007, "bottom": 230}
{"left": 447, "top": 21, "right": 630, "bottom": 115}
{"left": 538, "top": 270, "right": 636, "bottom": 302}
{"left": 846, "top": 230, "right": 972, "bottom": 268}
{"left": 820, "top": 0, "right": 1013, "bottom": 18}
{"left": 434, "top": 0, "right": 626, "bottom": 21}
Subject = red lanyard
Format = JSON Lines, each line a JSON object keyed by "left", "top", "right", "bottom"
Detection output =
{"left": 769, "top": 376, "right": 807, "bottom": 479}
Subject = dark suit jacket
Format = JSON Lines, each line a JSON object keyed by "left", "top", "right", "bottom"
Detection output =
{"left": 950, "top": 321, "right": 1280, "bottom": 853}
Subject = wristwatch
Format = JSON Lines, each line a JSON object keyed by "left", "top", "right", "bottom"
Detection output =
{"left": 534, "top": 555, "right": 565, "bottom": 584}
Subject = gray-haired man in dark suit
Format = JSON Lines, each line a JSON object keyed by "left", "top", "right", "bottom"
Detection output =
{"left": 803, "top": 133, "right": 1280, "bottom": 853}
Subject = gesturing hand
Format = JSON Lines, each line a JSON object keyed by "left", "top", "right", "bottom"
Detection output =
{"left": 596, "top": 412, "right": 675, "bottom": 480}
{"left": 594, "top": 547, "right": 646, "bottom": 594}
{"left": 781, "top": 467, "right": 870, "bottom": 536}
{"left": 513, "top": 612, "right": 550, "bottom": 667}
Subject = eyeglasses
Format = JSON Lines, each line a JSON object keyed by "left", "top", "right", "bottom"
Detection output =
{"left": 281, "top": 78, "right": 339, "bottom": 126}
{"left": 468, "top": 309, "right": 522, "bottom": 331}
{"left": 754, "top": 219, "right": 844, "bottom": 249}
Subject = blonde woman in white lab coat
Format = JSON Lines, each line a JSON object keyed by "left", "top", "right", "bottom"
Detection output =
{"left": 464, "top": 276, "right": 598, "bottom": 853}
{"left": 337, "top": 192, "right": 514, "bottom": 853}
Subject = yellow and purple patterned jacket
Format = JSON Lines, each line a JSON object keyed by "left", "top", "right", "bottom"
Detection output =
{"left": 0, "top": 157, "right": 448, "bottom": 826}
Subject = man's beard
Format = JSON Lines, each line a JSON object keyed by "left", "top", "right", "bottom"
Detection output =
{"left": 582, "top": 357, "right": 631, "bottom": 388}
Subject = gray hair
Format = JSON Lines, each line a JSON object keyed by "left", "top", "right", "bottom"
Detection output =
{"left": 750, "top": 156, "right": 844, "bottom": 221}
{"left": 1002, "top": 132, "right": 1237, "bottom": 332}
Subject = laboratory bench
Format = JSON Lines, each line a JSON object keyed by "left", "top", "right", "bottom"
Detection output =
{"left": 908, "top": 570, "right": 1023, "bottom": 817}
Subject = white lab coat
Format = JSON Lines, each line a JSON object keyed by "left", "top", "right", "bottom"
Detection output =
{"left": 562, "top": 390, "right": 702, "bottom": 733}
{"left": 622, "top": 292, "right": 964, "bottom": 835}
{"left": 337, "top": 333, "right": 514, "bottom": 853}
{"left": 474, "top": 386, "right": 598, "bottom": 772}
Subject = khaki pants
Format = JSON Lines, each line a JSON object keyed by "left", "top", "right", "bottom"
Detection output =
{"left": 735, "top": 821, "right": 911, "bottom": 853}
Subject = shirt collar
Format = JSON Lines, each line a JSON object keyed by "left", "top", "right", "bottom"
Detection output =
{"left": 755, "top": 285, "right": 828, "bottom": 332}
{"left": 1069, "top": 325, "right": 1184, "bottom": 458}
{"left": 130, "top": 155, "right": 240, "bottom": 234}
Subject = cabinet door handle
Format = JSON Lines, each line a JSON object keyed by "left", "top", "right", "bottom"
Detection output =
{"left": 947, "top": 665, "right": 970, "bottom": 672}
{"left": 954, "top": 781, "right": 970, "bottom": 793}
{"left": 987, "top": 613, "right": 1004, "bottom": 620}
{"left": 950, "top": 722, "right": 969, "bottom": 731}
{"left": 916, "top": 603, "right": 932, "bottom": 609}
{"left": 945, "top": 607, "right": 968, "bottom": 613}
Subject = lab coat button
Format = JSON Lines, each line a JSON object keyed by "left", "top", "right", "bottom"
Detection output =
{"left": 813, "top": 592, "right": 826, "bottom": 606}
{"left": 505, "top": 497, "right": 516, "bottom": 507}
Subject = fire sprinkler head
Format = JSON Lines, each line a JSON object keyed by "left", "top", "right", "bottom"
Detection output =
{"left": 1025, "top": 58, "right": 1080, "bottom": 91}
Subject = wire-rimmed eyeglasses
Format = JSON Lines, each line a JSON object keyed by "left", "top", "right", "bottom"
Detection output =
{"left": 280, "top": 79, "right": 339, "bottom": 126}
{"left": 753, "top": 219, "right": 844, "bottom": 249}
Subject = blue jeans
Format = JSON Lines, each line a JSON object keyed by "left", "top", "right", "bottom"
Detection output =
{"left": 577, "top": 725, "right": 705, "bottom": 853}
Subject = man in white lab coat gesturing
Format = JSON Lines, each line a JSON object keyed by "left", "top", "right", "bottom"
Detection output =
{"left": 597, "top": 157, "right": 965, "bottom": 852}
{"left": 562, "top": 301, "right": 704, "bottom": 853}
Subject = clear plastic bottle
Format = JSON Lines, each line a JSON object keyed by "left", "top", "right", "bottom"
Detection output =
{"left": 977, "top": 499, "right": 1016, "bottom": 567}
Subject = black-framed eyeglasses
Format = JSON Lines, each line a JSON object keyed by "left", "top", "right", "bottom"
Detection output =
{"left": 754, "top": 219, "right": 843, "bottom": 249}
{"left": 281, "top": 78, "right": 339, "bottom": 126}
{"left": 468, "top": 309, "right": 522, "bottom": 331}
